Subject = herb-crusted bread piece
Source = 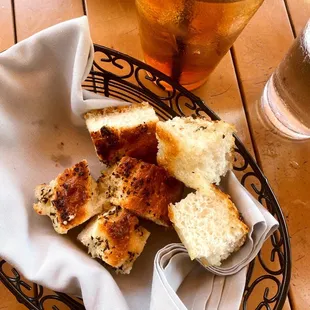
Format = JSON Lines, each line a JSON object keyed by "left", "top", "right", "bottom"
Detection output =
{"left": 33, "top": 160, "right": 104, "bottom": 234}
{"left": 168, "top": 186, "right": 249, "bottom": 267}
{"left": 84, "top": 102, "right": 159, "bottom": 165}
{"left": 156, "top": 117, "right": 235, "bottom": 191}
{"left": 77, "top": 206, "right": 150, "bottom": 274}
{"left": 98, "top": 156, "right": 184, "bottom": 227}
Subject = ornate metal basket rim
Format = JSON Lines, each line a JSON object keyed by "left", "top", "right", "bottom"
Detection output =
{"left": 0, "top": 43, "right": 291, "bottom": 310}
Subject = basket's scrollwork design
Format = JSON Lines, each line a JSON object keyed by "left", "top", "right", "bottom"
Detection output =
{"left": 0, "top": 260, "right": 84, "bottom": 309}
{"left": 0, "top": 44, "right": 291, "bottom": 310}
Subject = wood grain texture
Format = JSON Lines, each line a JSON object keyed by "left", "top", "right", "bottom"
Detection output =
{"left": 285, "top": 0, "right": 310, "bottom": 35}
{"left": 14, "top": 0, "right": 84, "bottom": 41}
{"left": 233, "top": 0, "right": 309, "bottom": 308}
{"left": 0, "top": 0, "right": 15, "bottom": 50}
{"left": 193, "top": 55, "right": 254, "bottom": 154}
{"left": 0, "top": 282, "right": 26, "bottom": 310}
{"left": 282, "top": 2, "right": 310, "bottom": 307}
{"left": 86, "top": 0, "right": 142, "bottom": 58}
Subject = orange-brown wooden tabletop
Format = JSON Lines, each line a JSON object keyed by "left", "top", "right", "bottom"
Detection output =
{"left": 1, "top": 0, "right": 309, "bottom": 309}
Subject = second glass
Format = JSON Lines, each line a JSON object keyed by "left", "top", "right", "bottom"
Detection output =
{"left": 136, "top": 0, "right": 264, "bottom": 90}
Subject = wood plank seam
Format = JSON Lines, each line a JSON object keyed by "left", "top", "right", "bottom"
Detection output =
{"left": 283, "top": 0, "right": 297, "bottom": 37}
{"left": 10, "top": 0, "right": 17, "bottom": 43}
{"left": 229, "top": 47, "right": 261, "bottom": 164}
{"left": 280, "top": 7, "right": 296, "bottom": 310}
{"left": 229, "top": 47, "right": 292, "bottom": 309}
{"left": 230, "top": 0, "right": 296, "bottom": 308}
{"left": 230, "top": 44, "right": 294, "bottom": 309}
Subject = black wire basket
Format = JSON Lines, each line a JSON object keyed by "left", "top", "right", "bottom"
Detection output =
{"left": 0, "top": 44, "right": 291, "bottom": 310}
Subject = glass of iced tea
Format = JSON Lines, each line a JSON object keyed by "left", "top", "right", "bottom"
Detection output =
{"left": 136, "top": 0, "right": 264, "bottom": 90}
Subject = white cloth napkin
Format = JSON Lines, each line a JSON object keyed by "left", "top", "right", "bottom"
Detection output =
{"left": 151, "top": 244, "right": 247, "bottom": 310}
{"left": 0, "top": 16, "right": 279, "bottom": 310}
{"left": 204, "top": 171, "right": 279, "bottom": 276}
{"left": 150, "top": 171, "right": 278, "bottom": 309}
{"left": 0, "top": 16, "right": 129, "bottom": 310}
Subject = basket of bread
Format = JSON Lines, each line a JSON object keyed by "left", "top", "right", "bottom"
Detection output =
{"left": 33, "top": 102, "right": 251, "bottom": 274}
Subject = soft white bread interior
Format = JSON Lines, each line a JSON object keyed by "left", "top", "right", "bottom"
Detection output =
{"left": 97, "top": 166, "right": 115, "bottom": 211}
{"left": 33, "top": 160, "right": 105, "bottom": 234}
{"left": 77, "top": 206, "right": 150, "bottom": 274}
{"left": 156, "top": 117, "right": 235, "bottom": 191}
{"left": 84, "top": 102, "right": 159, "bottom": 165}
{"left": 168, "top": 186, "right": 249, "bottom": 266}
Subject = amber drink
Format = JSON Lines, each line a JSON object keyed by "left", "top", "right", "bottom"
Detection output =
{"left": 136, "top": 0, "right": 264, "bottom": 90}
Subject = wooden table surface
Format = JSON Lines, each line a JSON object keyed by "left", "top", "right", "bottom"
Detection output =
{"left": 0, "top": 0, "right": 309, "bottom": 309}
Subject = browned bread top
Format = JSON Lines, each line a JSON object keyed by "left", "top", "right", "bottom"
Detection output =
{"left": 100, "top": 156, "right": 184, "bottom": 227}
{"left": 53, "top": 160, "right": 90, "bottom": 223}
{"left": 84, "top": 103, "right": 159, "bottom": 165}
{"left": 77, "top": 206, "right": 150, "bottom": 274}
{"left": 33, "top": 160, "right": 103, "bottom": 234}
{"left": 97, "top": 207, "right": 143, "bottom": 268}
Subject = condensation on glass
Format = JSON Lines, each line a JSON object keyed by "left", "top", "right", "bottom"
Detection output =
{"left": 261, "top": 20, "right": 310, "bottom": 140}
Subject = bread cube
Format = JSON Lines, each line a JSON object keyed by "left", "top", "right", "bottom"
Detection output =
{"left": 33, "top": 160, "right": 104, "bottom": 234}
{"left": 84, "top": 102, "right": 159, "bottom": 165}
{"left": 98, "top": 156, "right": 184, "bottom": 227}
{"left": 156, "top": 117, "right": 235, "bottom": 191}
{"left": 78, "top": 206, "right": 150, "bottom": 274}
{"left": 168, "top": 186, "right": 248, "bottom": 266}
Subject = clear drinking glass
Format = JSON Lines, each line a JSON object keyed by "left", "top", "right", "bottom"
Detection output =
{"left": 260, "top": 20, "right": 310, "bottom": 140}
{"left": 135, "top": 0, "right": 264, "bottom": 90}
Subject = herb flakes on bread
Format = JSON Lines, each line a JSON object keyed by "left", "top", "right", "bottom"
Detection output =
{"left": 156, "top": 117, "right": 235, "bottom": 191}
{"left": 98, "top": 156, "right": 184, "bottom": 227}
{"left": 78, "top": 206, "right": 150, "bottom": 274}
{"left": 33, "top": 160, "right": 104, "bottom": 234}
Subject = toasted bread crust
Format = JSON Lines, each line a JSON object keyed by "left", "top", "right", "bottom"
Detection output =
{"left": 52, "top": 160, "right": 90, "bottom": 225}
{"left": 33, "top": 160, "right": 102, "bottom": 234}
{"left": 78, "top": 206, "right": 150, "bottom": 273}
{"left": 89, "top": 122, "right": 158, "bottom": 165}
{"left": 209, "top": 184, "right": 249, "bottom": 235}
{"left": 98, "top": 207, "right": 140, "bottom": 267}
{"left": 105, "top": 157, "right": 184, "bottom": 226}
{"left": 156, "top": 117, "right": 236, "bottom": 189}
{"left": 84, "top": 103, "right": 144, "bottom": 119}
{"left": 156, "top": 122, "right": 179, "bottom": 173}
{"left": 84, "top": 103, "right": 159, "bottom": 165}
